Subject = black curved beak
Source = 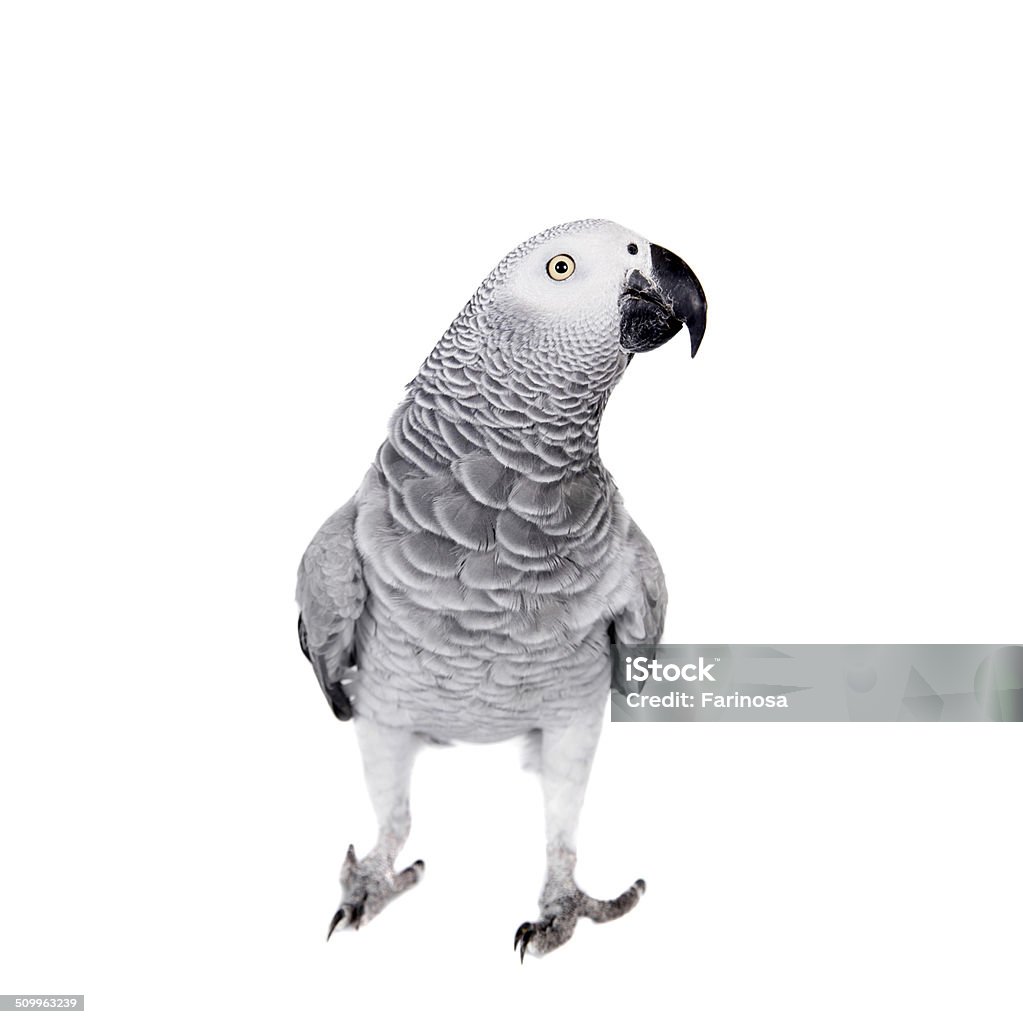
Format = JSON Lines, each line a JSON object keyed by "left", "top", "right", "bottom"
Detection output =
{"left": 619, "top": 243, "right": 707, "bottom": 357}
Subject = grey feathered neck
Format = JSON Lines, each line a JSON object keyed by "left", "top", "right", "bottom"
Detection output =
{"left": 404, "top": 311, "right": 624, "bottom": 476}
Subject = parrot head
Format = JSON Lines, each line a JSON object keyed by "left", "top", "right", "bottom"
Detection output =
{"left": 464, "top": 219, "right": 706, "bottom": 375}
{"left": 414, "top": 220, "right": 707, "bottom": 445}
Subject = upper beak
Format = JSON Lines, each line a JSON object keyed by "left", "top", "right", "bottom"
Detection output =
{"left": 619, "top": 243, "right": 707, "bottom": 357}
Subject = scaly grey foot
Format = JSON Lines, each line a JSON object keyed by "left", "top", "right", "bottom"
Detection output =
{"left": 326, "top": 844, "right": 425, "bottom": 939}
{"left": 513, "top": 878, "right": 645, "bottom": 962}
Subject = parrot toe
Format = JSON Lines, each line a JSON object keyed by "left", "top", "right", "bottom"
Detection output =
{"left": 580, "top": 878, "right": 646, "bottom": 923}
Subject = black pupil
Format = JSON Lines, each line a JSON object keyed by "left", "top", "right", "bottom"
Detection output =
{"left": 555, "top": 261, "right": 568, "bottom": 274}
{"left": 627, "top": 243, "right": 638, "bottom": 255}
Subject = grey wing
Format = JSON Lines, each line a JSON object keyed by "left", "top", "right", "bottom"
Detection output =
{"left": 610, "top": 516, "right": 667, "bottom": 695}
{"left": 296, "top": 498, "right": 367, "bottom": 721}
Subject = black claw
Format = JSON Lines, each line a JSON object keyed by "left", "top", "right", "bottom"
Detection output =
{"left": 635, "top": 878, "right": 646, "bottom": 895}
{"left": 328, "top": 901, "right": 366, "bottom": 939}
{"left": 326, "top": 907, "right": 347, "bottom": 941}
{"left": 514, "top": 922, "right": 534, "bottom": 963}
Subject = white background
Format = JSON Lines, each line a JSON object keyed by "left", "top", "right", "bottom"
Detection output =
{"left": 1, "top": 2, "right": 1020, "bottom": 1022}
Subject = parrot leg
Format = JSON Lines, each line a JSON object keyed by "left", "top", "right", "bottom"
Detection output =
{"left": 514, "top": 712, "right": 645, "bottom": 961}
{"left": 326, "top": 719, "right": 424, "bottom": 938}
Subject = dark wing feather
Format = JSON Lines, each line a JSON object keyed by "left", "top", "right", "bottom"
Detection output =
{"left": 296, "top": 499, "right": 366, "bottom": 721}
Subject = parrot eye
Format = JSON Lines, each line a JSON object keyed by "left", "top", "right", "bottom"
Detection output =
{"left": 546, "top": 254, "right": 576, "bottom": 281}
{"left": 627, "top": 243, "right": 639, "bottom": 255}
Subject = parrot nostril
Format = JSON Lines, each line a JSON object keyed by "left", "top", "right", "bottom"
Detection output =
{"left": 627, "top": 243, "right": 638, "bottom": 255}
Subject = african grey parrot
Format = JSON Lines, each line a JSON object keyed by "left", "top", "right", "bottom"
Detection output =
{"left": 296, "top": 219, "right": 706, "bottom": 959}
